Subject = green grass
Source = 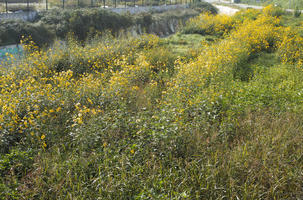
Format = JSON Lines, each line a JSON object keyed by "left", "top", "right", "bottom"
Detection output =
{"left": 281, "top": 12, "right": 303, "bottom": 35}
{"left": 161, "top": 33, "right": 214, "bottom": 56}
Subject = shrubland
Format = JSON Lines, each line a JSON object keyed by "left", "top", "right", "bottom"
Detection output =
{"left": 0, "top": 1, "right": 217, "bottom": 47}
{"left": 0, "top": 5, "right": 302, "bottom": 199}
{"left": 0, "top": 9, "right": 134, "bottom": 47}
{"left": 189, "top": 1, "right": 218, "bottom": 14}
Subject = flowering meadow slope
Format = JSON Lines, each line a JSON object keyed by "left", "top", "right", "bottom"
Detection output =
{"left": 0, "top": 5, "right": 302, "bottom": 199}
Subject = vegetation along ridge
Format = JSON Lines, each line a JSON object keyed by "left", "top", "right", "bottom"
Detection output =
{"left": 0, "top": 3, "right": 303, "bottom": 199}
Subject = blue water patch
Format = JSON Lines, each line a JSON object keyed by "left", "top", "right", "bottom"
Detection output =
{"left": 0, "top": 45, "right": 23, "bottom": 60}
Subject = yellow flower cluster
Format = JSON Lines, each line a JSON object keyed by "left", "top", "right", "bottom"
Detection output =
{"left": 109, "top": 54, "right": 151, "bottom": 98}
{"left": 278, "top": 27, "right": 303, "bottom": 65}
{"left": 1, "top": 8, "right": 302, "bottom": 150}
{"left": 0, "top": 34, "right": 159, "bottom": 146}
{"left": 171, "top": 10, "right": 285, "bottom": 105}
{"left": 185, "top": 13, "right": 234, "bottom": 36}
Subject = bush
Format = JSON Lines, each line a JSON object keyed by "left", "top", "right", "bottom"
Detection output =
{"left": 189, "top": 1, "right": 218, "bottom": 15}
{"left": 135, "top": 13, "right": 153, "bottom": 29}
{"left": 278, "top": 29, "right": 303, "bottom": 64}
{"left": 263, "top": 4, "right": 285, "bottom": 17}
{"left": 0, "top": 20, "right": 54, "bottom": 47}
{"left": 294, "top": 7, "right": 301, "bottom": 17}
{"left": 232, "top": 8, "right": 261, "bottom": 22}
{"left": 38, "top": 8, "right": 134, "bottom": 41}
{"left": 0, "top": 149, "right": 33, "bottom": 177}
{"left": 182, "top": 13, "right": 234, "bottom": 36}
{"left": 0, "top": 6, "right": 209, "bottom": 46}
{"left": 144, "top": 47, "right": 178, "bottom": 76}
{"left": 7, "top": 5, "right": 36, "bottom": 12}
{"left": 0, "top": 8, "right": 135, "bottom": 46}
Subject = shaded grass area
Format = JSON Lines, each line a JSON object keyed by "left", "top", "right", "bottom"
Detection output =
{"left": 161, "top": 33, "right": 216, "bottom": 56}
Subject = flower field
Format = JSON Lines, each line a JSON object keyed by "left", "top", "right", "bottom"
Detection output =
{"left": 0, "top": 5, "right": 303, "bottom": 199}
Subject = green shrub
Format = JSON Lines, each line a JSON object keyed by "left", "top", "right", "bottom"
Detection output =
{"left": 38, "top": 8, "right": 134, "bottom": 41}
{"left": 263, "top": 4, "right": 285, "bottom": 17}
{"left": 0, "top": 149, "right": 33, "bottom": 178}
{"left": 189, "top": 1, "right": 218, "bottom": 15}
{"left": 135, "top": 13, "right": 153, "bottom": 29}
{"left": 0, "top": 149, "right": 34, "bottom": 200}
{"left": 0, "top": 20, "right": 54, "bottom": 47}
{"left": 272, "top": 5, "right": 285, "bottom": 17}
{"left": 0, "top": 7, "right": 207, "bottom": 46}
{"left": 294, "top": 7, "right": 301, "bottom": 17}
{"left": 232, "top": 8, "right": 261, "bottom": 23}
{"left": 182, "top": 13, "right": 234, "bottom": 36}
{"left": 7, "top": 5, "right": 36, "bottom": 12}
{"left": 0, "top": 8, "right": 134, "bottom": 46}
{"left": 144, "top": 47, "right": 178, "bottom": 76}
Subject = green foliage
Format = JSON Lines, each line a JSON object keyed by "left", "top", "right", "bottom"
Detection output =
{"left": 0, "top": 149, "right": 33, "bottom": 177}
{"left": 182, "top": 12, "right": 235, "bottom": 36}
{"left": 135, "top": 13, "right": 153, "bottom": 29}
{"left": 144, "top": 47, "right": 177, "bottom": 76}
{"left": 269, "top": 5, "right": 285, "bottom": 17}
{"left": 0, "top": 149, "right": 33, "bottom": 200}
{"left": 6, "top": 5, "right": 36, "bottom": 12}
{"left": 0, "top": 3, "right": 218, "bottom": 46}
{"left": 46, "top": 34, "right": 160, "bottom": 75}
{"left": 0, "top": 20, "right": 54, "bottom": 46}
{"left": 0, "top": 183, "right": 20, "bottom": 200}
{"left": 189, "top": 1, "right": 218, "bottom": 14}
{"left": 162, "top": 33, "right": 208, "bottom": 57}
{"left": 232, "top": 8, "right": 261, "bottom": 22}
{"left": 37, "top": 8, "right": 134, "bottom": 41}
{"left": 294, "top": 6, "right": 301, "bottom": 17}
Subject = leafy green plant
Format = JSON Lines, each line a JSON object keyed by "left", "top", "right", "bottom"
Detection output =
{"left": 0, "top": 20, "right": 54, "bottom": 46}
{"left": 7, "top": 5, "right": 36, "bottom": 12}
{"left": 0, "top": 149, "right": 33, "bottom": 178}
{"left": 294, "top": 6, "right": 301, "bottom": 17}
